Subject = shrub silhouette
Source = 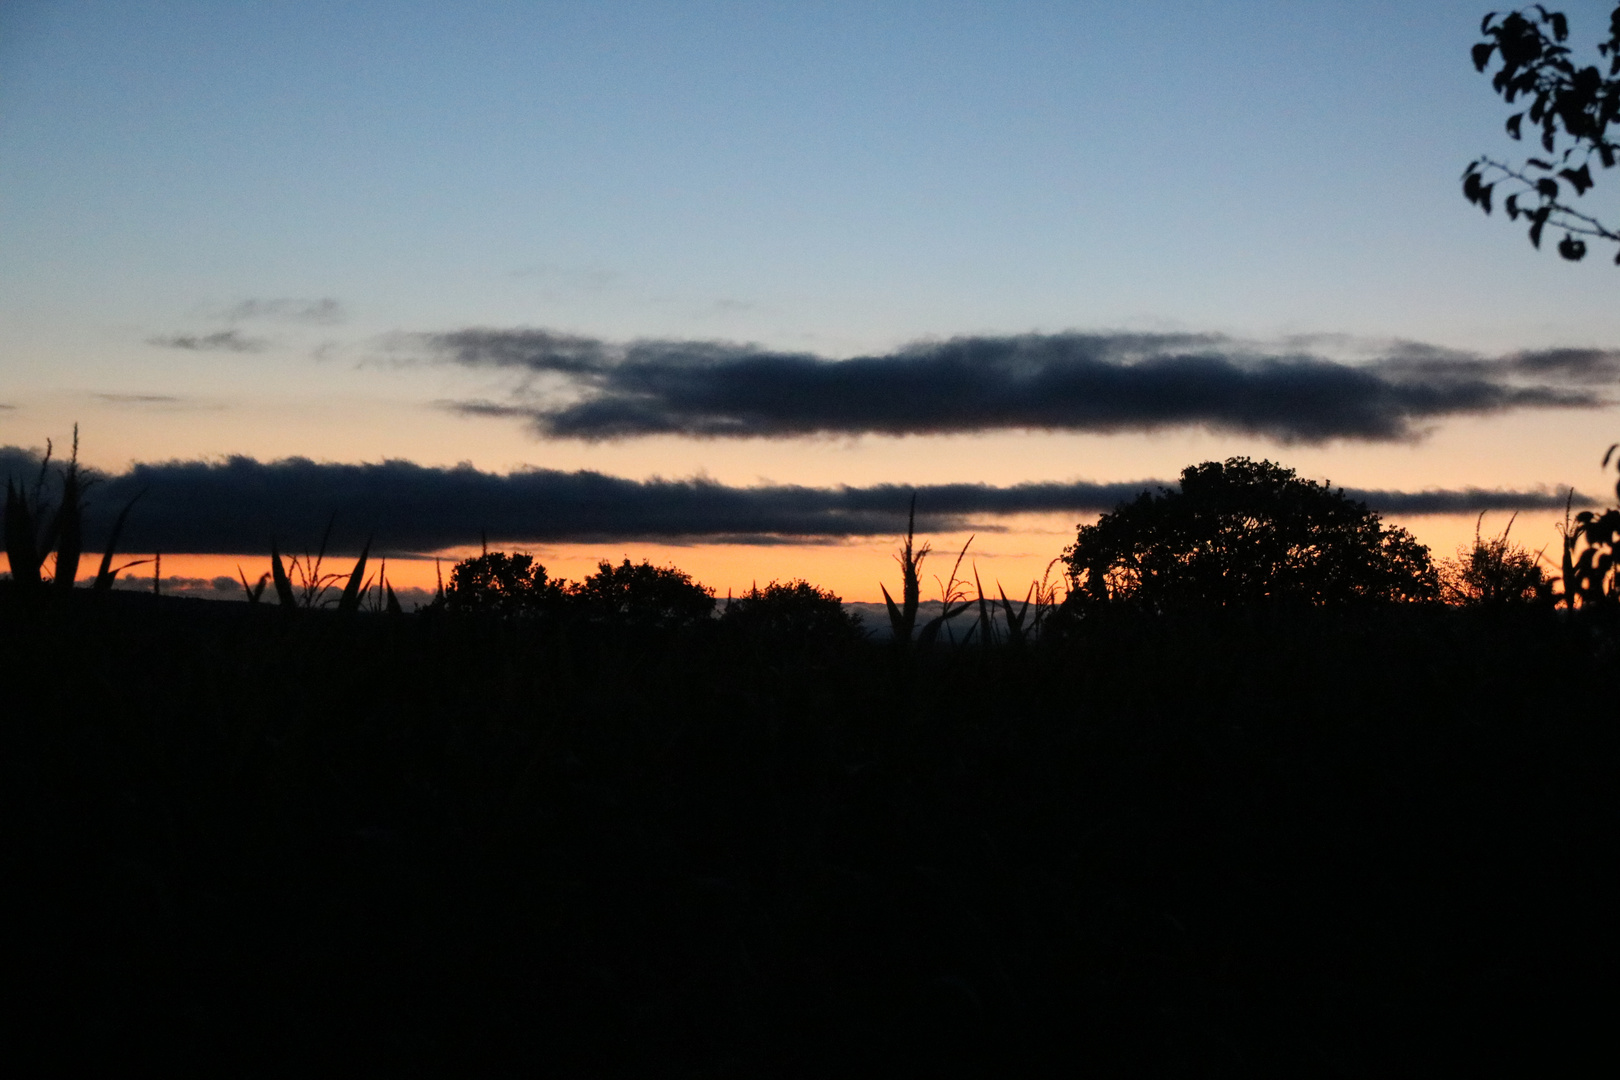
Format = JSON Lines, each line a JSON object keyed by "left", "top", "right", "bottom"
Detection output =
{"left": 1063, "top": 457, "right": 1439, "bottom": 613}
{"left": 442, "top": 551, "right": 561, "bottom": 617}
{"left": 720, "top": 579, "right": 864, "bottom": 646}
{"left": 1559, "top": 442, "right": 1620, "bottom": 607}
{"left": 573, "top": 557, "right": 715, "bottom": 629}
{"left": 1441, "top": 513, "right": 1549, "bottom": 607}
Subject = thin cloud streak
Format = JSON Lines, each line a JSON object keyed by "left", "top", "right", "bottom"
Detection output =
{"left": 147, "top": 329, "right": 267, "bottom": 353}
{"left": 421, "top": 329, "right": 1613, "bottom": 444}
{"left": 87, "top": 392, "right": 226, "bottom": 412}
{"left": 220, "top": 297, "right": 345, "bottom": 324}
{"left": 0, "top": 448, "right": 1592, "bottom": 555}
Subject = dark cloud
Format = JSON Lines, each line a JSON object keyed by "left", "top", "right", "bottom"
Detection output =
{"left": 148, "top": 329, "right": 267, "bottom": 353}
{"left": 0, "top": 445, "right": 47, "bottom": 485}
{"left": 1335, "top": 486, "right": 1583, "bottom": 515}
{"left": 221, "top": 297, "right": 345, "bottom": 325}
{"left": 1504, "top": 347, "right": 1620, "bottom": 382}
{"left": 420, "top": 329, "right": 1611, "bottom": 444}
{"left": 0, "top": 447, "right": 1592, "bottom": 555}
{"left": 1375, "top": 343, "right": 1620, "bottom": 385}
{"left": 436, "top": 399, "right": 538, "bottom": 419}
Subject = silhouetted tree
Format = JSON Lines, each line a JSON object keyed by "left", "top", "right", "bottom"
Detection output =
{"left": 1462, "top": 5, "right": 1620, "bottom": 261}
{"left": 1062, "top": 458, "right": 1438, "bottom": 613}
{"left": 720, "top": 579, "right": 865, "bottom": 646}
{"left": 441, "top": 551, "right": 562, "bottom": 617}
{"left": 572, "top": 558, "right": 715, "bottom": 629}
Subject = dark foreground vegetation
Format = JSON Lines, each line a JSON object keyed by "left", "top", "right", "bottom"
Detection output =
{"left": 2, "top": 585, "right": 1614, "bottom": 1075}
{"left": 5, "top": 445, "right": 1618, "bottom": 1072}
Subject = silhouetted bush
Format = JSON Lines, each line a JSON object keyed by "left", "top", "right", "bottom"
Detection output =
{"left": 1063, "top": 457, "right": 1439, "bottom": 614}
{"left": 1562, "top": 444, "right": 1620, "bottom": 607}
{"left": 441, "top": 551, "right": 563, "bottom": 618}
{"left": 1441, "top": 513, "right": 1550, "bottom": 607}
{"left": 571, "top": 557, "right": 715, "bottom": 630}
{"left": 720, "top": 578, "right": 865, "bottom": 647}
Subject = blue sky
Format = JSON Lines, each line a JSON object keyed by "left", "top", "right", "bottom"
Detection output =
{"left": 11, "top": 0, "right": 1617, "bottom": 347}
{"left": 4, "top": 0, "right": 1619, "bottom": 596}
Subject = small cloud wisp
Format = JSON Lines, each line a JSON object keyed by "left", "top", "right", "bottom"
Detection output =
{"left": 147, "top": 329, "right": 267, "bottom": 353}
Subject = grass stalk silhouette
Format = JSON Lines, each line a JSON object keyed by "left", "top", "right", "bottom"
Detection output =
{"left": 266, "top": 514, "right": 373, "bottom": 610}
{"left": 879, "top": 494, "right": 973, "bottom": 646}
{"left": 880, "top": 495, "right": 929, "bottom": 643}
{"left": 4, "top": 426, "right": 148, "bottom": 594}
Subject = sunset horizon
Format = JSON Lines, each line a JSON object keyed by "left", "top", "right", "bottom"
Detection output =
{"left": 8, "top": 2, "right": 1620, "bottom": 602}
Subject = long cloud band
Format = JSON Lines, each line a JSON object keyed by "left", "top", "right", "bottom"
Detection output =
{"left": 0, "top": 448, "right": 1588, "bottom": 555}
{"left": 422, "top": 329, "right": 1618, "bottom": 443}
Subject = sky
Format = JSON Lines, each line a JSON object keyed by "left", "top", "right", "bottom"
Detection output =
{"left": 4, "top": 0, "right": 1620, "bottom": 601}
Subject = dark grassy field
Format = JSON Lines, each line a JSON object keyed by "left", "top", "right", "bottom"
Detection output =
{"left": 2, "top": 587, "right": 1613, "bottom": 1074}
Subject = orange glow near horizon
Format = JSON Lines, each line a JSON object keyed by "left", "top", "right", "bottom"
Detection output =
{"left": 0, "top": 511, "right": 1562, "bottom": 606}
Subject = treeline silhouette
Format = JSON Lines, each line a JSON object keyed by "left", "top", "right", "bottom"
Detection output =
{"left": 3, "top": 444, "right": 1617, "bottom": 1073}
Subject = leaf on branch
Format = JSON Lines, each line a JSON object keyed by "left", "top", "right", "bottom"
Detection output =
{"left": 1464, "top": 172, "right": 1483, "bottom": 203}
{"left": 1560, "top": 163, "right": 1595, "bottom": 194}
{"left": 1527, "top": 157, "right": 1554, "bottom": 169}
{"left": 1474, "top": 42, "right": 1496, "bottom": 72}
{"left": 1559, "top": 233, "right": 1588, "bottom": 260}
{"left": 1601, "top": 143, "right": 1616, "bottom": 168}
{"left": 1480, "top": 182, "right": 1494, "bottom": 214}
{"left": 1536, "top": 177, "right": 1560, "bottom": 198}
{"left": 1530, "top": 216, "right": 1547, "bottom": 248}
{"left": 1507, "top": 112, "right": 1524, "bottom": 138}
{"left": 1551, "top": 12, "right": 1568, "bottom": 43}
{"left": 1506, "top": 192, "right": 1520, "bottom": 218}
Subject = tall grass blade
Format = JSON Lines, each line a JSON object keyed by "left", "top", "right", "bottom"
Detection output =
{"left": 93, "top": 490, "right": 144, "bottom": 591}
{"left": 974, "top": 566, "right": 995, "bottom": 648}
{"left": 998, "top": 582, "right": 1035, "bottom": 645}
{"left": 270, "top": 541, "right": 296, "bottom": 607}
{"left": 238, "top": 566, "right": 268, "bottom": 603}
{"left": 5, "top": 480, "right": 42, "bottom": 590}
{"left": 52, "top": 430, "right": 84, "bottom": 591}
{"left": 881, "top": 583, "right": 907, "bottom": 640}
{"left": 337, "top": 538, "right": 372, "bottom": 614}
{"left": 29, "top": 443, "right": 63, "bottom": 573}
{"left": 917, "top": 600, "right": 971, "bottom": 647}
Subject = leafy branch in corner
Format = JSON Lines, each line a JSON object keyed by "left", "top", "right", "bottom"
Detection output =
{"left": 1462, "top": 5, "right": 1620, "bottom": 261}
